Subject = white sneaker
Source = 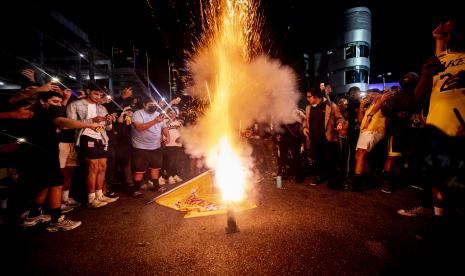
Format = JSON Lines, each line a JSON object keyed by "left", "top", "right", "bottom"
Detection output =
{"left": 173, "top": 175, "right": 183, "bottom": 182}
{"left": 46, "top": 215, "right": 81, "bottom": 232}
{"left": 98, "top": 195, "right": 119, "bottom": 203}
{"left": 22, "top": 214, "right": 51, "bottom": 227}
{"left": 66, "top": 197, "right": 81, "bottom": 207}
{"left": 159, "top": 177, "right": 166, "bottom": 185}
{"left": 168, "top": 176, "right": 176, "bottom": 185}
{"left": 61, "top": 204, "right": 74, "bottom": 214}
{"left": 87, "top": 199, "right": 108, "bottom": 209}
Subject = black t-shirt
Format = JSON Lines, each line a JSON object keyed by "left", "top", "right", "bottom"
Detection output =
{"left": 27, "top": 106, "right": 63, "bottom": 154}
{"left": 309, "top": 102, "right": 326, "bottom": 142}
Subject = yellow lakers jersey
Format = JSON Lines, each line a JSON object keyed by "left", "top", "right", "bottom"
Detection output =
{"left": 427, "top": 51, "right": 465, "bottom": 136}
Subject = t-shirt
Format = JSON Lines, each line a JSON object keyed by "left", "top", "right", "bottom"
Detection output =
{"left": 81, "top": 103, "right": 104, "bottom": 140}
{"left": 165, "top": 118, "right": 183, "bottom": 147}
{"left": 131, "top": 110, "right": 166, "bottom": 150}
{"left": 427, "top": 51, "right": 465, "bottom": 136}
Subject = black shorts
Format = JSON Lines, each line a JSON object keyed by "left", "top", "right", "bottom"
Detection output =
{"left": 132, "top": 148, "right": 163, "bottom": 173}
{"left": 80, "top": 135, "right": 109, "bottom": 159}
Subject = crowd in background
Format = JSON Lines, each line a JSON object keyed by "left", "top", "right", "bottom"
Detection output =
{"left": 0, "top": 15, "right": 463, "bottom": 246}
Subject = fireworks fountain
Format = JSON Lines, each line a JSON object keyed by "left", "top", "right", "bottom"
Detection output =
{"left": 183, "top": 0, "right": 300, "bottom": 233}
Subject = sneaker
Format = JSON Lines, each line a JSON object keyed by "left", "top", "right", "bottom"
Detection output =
{"left": 132, "top": 190, "right": 143, "bottom": 197}
{"left": 173, "top": 175, "right": 183, "bottom": 182}
{"left": 46, "top": 215, "right": 81, "bottom": 232}
{"left": 98, "top": 195, "right": 119, "bottom": 203}
{"left": 381, "top": 182, "right": 392, "bottom": 194}
{"left": 410, "top": 184, "right": 424, "bottom": 191}
{"left": 65, "top": 197, "right": 81, "bottom": 208}
{"left": 141, "top": 180, "right": 154, "bottom": 190}
{"left": 158, "top": 186, "right": 167, "bottom": 193}
{"left": 61, "top": 204, "right": 74, "bottom": 214}
{"left": 158, "top": 177, "right": 166, "bottom": 185}
{"left": 87, "top": 199, "right": 108, "bottom": 209}
{"left": 398, "top": 206, "right": 433, "bottom": 217}
{"left": 168, "top": 176, "right": 176, "bottom": 185}
{"left": 22, "top": 214, "right": 51, "bottom": 227}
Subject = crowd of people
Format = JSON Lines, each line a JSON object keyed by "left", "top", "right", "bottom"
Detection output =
{"left": 0, "top": 15, "right": 463, "bottom": 244}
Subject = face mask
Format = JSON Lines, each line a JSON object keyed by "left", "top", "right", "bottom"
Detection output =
{"left": 147, "top": 106, "right": 157, "bottom": 114}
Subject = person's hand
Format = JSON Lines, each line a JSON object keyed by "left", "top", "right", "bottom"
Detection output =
{"left": 36, "top": 82, "right": 54, "bottom": 92}
{"left": 92, "top": 116, "right": 106, "bottom": 123}
{"left": 105, "top": 113, "right": 116, "bottom": 124}
{"left": 11, "top": 106, "right": 34, "bottom": 119}
{"left": 380, "top": 91, "right": 396, "bottom": 102}
{"left": 169, "top": 97, "right": 181, "bottom": 105}
{"left": 63, "top": 89, "right": 72, "bottom": 100}
{"left": 21, "top": 69, "right": 35, "bottom": 82}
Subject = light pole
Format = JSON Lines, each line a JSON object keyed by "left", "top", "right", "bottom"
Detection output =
{"left": 377, "top": 72, "right": 392, "bottom": 90}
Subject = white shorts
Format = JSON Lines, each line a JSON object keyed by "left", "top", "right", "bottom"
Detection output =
{"left": 356, "top": 131, "right": 384, "bottom": 152}
{"left": 59, "top": 143, "right": 79, "bottom": 168}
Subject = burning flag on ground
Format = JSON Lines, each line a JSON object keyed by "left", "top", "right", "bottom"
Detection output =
{"left": 154, "top": 170, "right": 256, "bottom": 218}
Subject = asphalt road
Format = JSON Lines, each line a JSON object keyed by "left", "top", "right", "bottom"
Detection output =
{"left": 1, "top": 176, "right": 462, "bottom": 275}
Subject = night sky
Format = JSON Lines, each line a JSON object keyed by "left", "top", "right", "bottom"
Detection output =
{"left": 2, "top": 0, "right": 453, "bottom": 92}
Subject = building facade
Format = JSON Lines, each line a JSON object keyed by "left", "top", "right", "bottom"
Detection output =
{"left": 327, "top": 7, "right": 372, "bottom": 95}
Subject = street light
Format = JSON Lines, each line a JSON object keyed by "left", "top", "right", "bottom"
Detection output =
{"left": 377, "top": 72, "right": 392, "bottom": 90}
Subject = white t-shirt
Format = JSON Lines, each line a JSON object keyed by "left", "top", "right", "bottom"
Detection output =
{"left": 165, "top": 118, "right": 183, "bottom": 147}
{"left": 82, "top": 103, "right": 104, "bottom": 140}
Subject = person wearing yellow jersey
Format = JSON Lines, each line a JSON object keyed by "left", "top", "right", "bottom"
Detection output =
{"left": 405, "top": 15, "right": 465, "bottom": 242}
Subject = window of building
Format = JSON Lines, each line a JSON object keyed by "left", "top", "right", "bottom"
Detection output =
{"left": 359, "top": 44, "right": 369, "bottom": 58}
{"left": 345, "top": 68, "right": 369, "bottom": 84}
{"left": 345, "top": 45, "right": 356, "bottom": 59}
{"left": 344, "top": 42, "right": 370, "bottom": 59}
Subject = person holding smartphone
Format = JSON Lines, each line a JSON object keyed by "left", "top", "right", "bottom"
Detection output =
{"left": 130, "top": 98, "right": 170, "bottom": 197}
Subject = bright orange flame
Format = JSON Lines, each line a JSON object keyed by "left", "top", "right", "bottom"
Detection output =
{"left": 207, "top": 136, "right": 247, "bottom": 201}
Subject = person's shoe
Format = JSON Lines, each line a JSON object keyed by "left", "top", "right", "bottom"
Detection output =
{"left": 97, "top": 195, "right": 119, "bottom": 203}
{"left": 62, "top": 197, "right": 81, "bottom": 208}
{"left": 310, "top": 176, "right": 326, "bottom": 186}
{"left": 46, "top": 215, "right": 81, "bottom": 232}
{"left": 22, "top": 213, "right": 51, "bottom": 227}
{"left": 398, "top": 206, "right": 433, "bottom": 217}
{"left": 410, "top": 184, "right": 424, "bottom": 191}
{"left": 158, "top": 177, "right": 166, "bottom": 185}
{"left": 131, "top": 190, "right": 143, "bottom": 197}
{"left": 61, "top": 204, "right": 74, "bottom": 214}
{"left": 168, "top": 176, "right": 176, "bottom": 185}
{"left": 87, "top": 199, "right": 108, "bottom": 209}
{"left": 343, "top": 175, "right": 363, "bottom": 191}
{"left": 173, "top": 175, "right": 183, "bottom": 182}
{"left": 157, "top": 186, "right": 167, "bottom": 193}
{"left": 381, "top": 183, "right": 392, "bottom": 194}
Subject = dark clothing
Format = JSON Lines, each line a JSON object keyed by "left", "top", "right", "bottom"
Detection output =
{"left": 79, "top": 135, "right": 110, "bottom": 159}
{"left": 20, "top": 106, "right": 64, "bottom": 188}
{"left": 382, "top": 91, "right": 420, "bottom": 156}
{"left": 309, "top": 101, "right": 326, "bottom": 143}
{"left": 58, "top": 129, "right": 76, "bottom": 143}
{"left": 163, "top": 146, "right": 183, "bottom": 177}
{"left": 132, "top": 147, "right": 163, "bottom": 172}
